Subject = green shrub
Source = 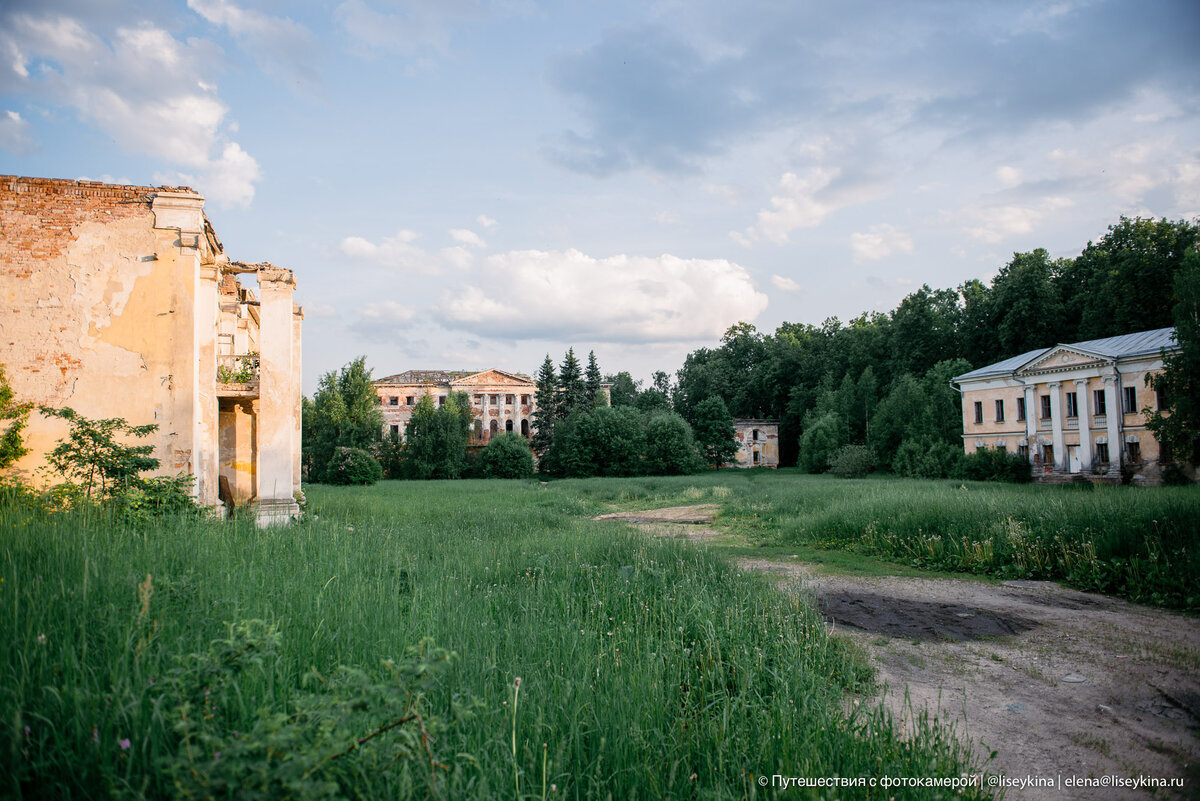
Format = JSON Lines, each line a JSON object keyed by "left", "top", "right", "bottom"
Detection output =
{"left": 322, "top": 446, "right": 383, "bottom": 485}
{"left": 961, "top": 448, "right": 1032, "bottom": 483}
{"left": 480, "top": 433, "right": 535, "bottom": 478}
{"left": 892, "top": 436, "right": 965, "bottom": 479}
{"left": 828, "top": 444, "right": 876, "bottom": 478}
{"left": 643, "top": 412, "right": 704, "bottom": 475}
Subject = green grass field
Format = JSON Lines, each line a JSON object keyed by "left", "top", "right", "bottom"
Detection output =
{"left": 2, "top": 477, "right": 990, "bottom": 800}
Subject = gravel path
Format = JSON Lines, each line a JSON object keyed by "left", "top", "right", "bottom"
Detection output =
{"left": 599, "top": 505, "right": 1200, "bottom": 800}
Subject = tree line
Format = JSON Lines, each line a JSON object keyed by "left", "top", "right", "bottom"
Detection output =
{"left": 301, "top": 216, "right": 1199, "bottom": 484}
{"left": 669, "top": 216, "right": 1199, "bottom": 476}
{"left": 301, "top": 348, "right": 742, "bottom": 484}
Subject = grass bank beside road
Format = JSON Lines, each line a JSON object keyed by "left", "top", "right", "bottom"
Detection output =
{"left": 1, "top": 479, "right": 985, "bottom": 799}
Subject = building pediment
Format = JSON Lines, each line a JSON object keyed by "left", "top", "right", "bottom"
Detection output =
{"left": 1016, "top": 346, "right": 1108, "bottom": 377}
{"left": 450, "top": 369, "right": 534, "bottom": 388}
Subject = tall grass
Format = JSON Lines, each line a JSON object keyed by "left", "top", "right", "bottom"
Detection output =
{"left": 0, "top": 479, "right": 986, "bottom": 799}
{"left": 715, "top": 471, "right": 1200, "bottom": 609}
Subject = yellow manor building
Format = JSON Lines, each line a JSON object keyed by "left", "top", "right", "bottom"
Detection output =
{"left": 952, "top": 328, "right": 1177, "bottom": 483}
{"left": 374, "top": 369, "right": 538, "bottom": 443}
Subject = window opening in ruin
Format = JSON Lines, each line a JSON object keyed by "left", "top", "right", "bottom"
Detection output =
{"left": 438, "top": 395, "right": 446, "bottom": 407}
{"left": 1096, "top": 442, "right": 1109, "bottom": 463}
{"left": 1093, "top": 389, "right": 1106, "bottom": 416}
{"left": 1123, "top": 386, "right": 1136, "bottom": 414}
{"left": 1040, "top": 395, "right": 1051, "bottom": 419}
{"left": 973, "top": 401, "right": 983, "bottom": 424}
{"left": 1017, "top": 397, "right": 1026, "bottom": 421}
{"left": 521, "top": 419, "right": 530, "bottom": 437}
{"left": 995, "top": 399, "right": 1004, "bottom": 422}
{"left": 390, "top": 396, "right": 399, "bottom": 406}
{"left": 1126, "top": 439, "right": 1141, "bottom": 463}
{"left": 506, "top": 394, "right": 515, "bottom": 405}
{"left": 1065, "top": 392, "right": 1078, "bottom": 418}
{"left": 406, "top": 396, "right": 414, "bottom": 405}
{"left": 521, "top": 394, "right": 530, "bottom": 405}
{"left": 752, "top": 429, "right": 759, "bottom": 441}
{"left": 390, "top": 424, "right": 400, "bottom": 437}
{"left": 506, "top": 419, "right": 514, "bottom": 432}
{"left": 752, "top": 450, "right": 759, "bottom": 464}
{"left": 490, "top": 394, "right": 498, "bottom": 404}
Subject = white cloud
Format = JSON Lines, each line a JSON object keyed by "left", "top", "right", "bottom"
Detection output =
{"left": 770, "top": 274, "right": 802, "bottom": 293}
{"left": 745, "top": 167, "right": 888, "bottom": 245}
{"left": 994, "top": 165, "right": 1022, "bottom": 187}
{"left": 360, "top": 301, "right": 416, "bottom": 323}
{"left": 2, "top": 13, "right": 259, "bottom": 207}
{"left": 335, "top": 0, "right": 489, "bottom": 56}
{"left": 652, "top": 211, "right": 681, "bottom": 225}
{"left": 437, "top": 249, "right": 768, "bottom": 343}
{"left": 850, "top": 224, "right": 915, "bottom": 263}
{"left": 338, "top": 229, "right": 437, "bottom": 271}
{"left": 728, "top": 230, "right": 753, "bottom": 248}
{"left": 449, "top": 228, "right": 486, "bottom": 248}
{"left": 187, "top": 0, "right": 320, "bottom": 85}
{"left": 960, "top": 196, "right": 1075, "bottom": 243}
{"left": 0, "top": 109, "right": 34, "bottom": 154}
{"left": 440, "top": 245, "right": 475, "bottom": 270}
{"left": 476, "top": 214, "right": 497, "bottom": 228}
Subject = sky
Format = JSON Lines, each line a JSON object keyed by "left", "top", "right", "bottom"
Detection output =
{"left": 2, "top": 0, "right": 1199, "bottom": 395}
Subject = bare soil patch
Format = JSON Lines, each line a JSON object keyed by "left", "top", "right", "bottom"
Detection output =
{"left": 604, "top": 505, "right": 1200, "bottom": 800}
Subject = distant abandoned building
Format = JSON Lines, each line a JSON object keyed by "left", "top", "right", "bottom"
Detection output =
{"left": 732, "top": 419, "right": 779, "bottom": 468}
{"left": 952, "top": 328, "right": 1176, "bottom": 483}
{"left": 0, "top": 176, "right": 303, "bottom": 524}
{"left": 374, "top": 369, "right": 538, "bottom": 442}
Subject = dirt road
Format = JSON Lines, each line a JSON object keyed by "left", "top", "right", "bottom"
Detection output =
{"left": 599, "top": 506, "right": 1200, "bottom": 800}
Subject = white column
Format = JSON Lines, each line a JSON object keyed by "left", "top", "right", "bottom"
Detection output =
{"left": 292, "top": 303, "right": 303, "bottom": 501}
{"left": 194, "top": 261, "right": 220, "bottom": 507}
{"left": 256, "top": 266, "right": 300, "bottom": 526}
{"left": 1049, "top": 381, "right": 1065, "bottom": 470}
{"left": 1023, "top": 384, "right": 1036, "bottom": 464}
{"left": 1074, "top": 379, "right": 1092, "bottom": 471}
{"left": 1104, "top": 377, "right": 1121, "bottom": 467}
{"left": 481, "top": 392, "right": 490, "bottom": 441}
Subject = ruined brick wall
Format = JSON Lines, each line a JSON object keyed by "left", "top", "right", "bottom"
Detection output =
{"left": 0, "top": 176, "right": 204, "bottom": 485}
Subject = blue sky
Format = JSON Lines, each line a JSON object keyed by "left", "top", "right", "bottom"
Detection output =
{"left": 2, "top": 0, "right": 1198, "bottom": 394}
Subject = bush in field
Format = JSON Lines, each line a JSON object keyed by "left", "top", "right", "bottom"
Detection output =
{"left": 643, "top": 412, "right": 704, "bottom": 475}
{"left": 480, "top": 433, "right": 534, "bottom": 478}
{"left": 692, "top": 396, "right": 738, "bottom": 468}
{"left": 892, "top": 436, "right": 966, "bottom": 479}
{"left": 302, "top": 357, "right": 384, "bottom": 483}
{"left": 375, "top": 428, "right": 405, "bottom": 479}
{"left": 961, "top": 448, "right": 1032, "bottom": 483}
{"left": 828, "top": 444, "right": 876, "bottom": 478}
{"left": 157, "top": 621, "right": 463, "bottom": 799}
{"left": 0, "top": 364, "right": 30, "bottom": 469}
{"left": 402, "top": 393, "right": 472, "bottom": 480}
{"left": 542, "top": 406, "right": 647, "bottom": 477}
{"left": 798, "top": 412, "right": 842, "bottom": 473}
{"left": 323, "top": 446, "right": 383, "bottom": 485}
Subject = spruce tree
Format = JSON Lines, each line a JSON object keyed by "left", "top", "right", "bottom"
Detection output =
{"left": 532, "top": 355, "right": 557, "bottom": 455}
{"left": 585, "top": 350, "right": 603, "bottom": 408}
{"left": 557, "top": 347, "right": 588, "bottom": 419}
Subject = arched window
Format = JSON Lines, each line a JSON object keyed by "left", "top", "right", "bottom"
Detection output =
{"left": 521, "top": 419, "right": 530, "bottom": 438}
{"left": 505, "top": 419, "right": 514, "bottom": 432}
{"left": 490, "top": 419, "right": 499, "bottom": 435}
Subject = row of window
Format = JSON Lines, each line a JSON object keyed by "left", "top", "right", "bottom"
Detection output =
{"left": 382, "top": 393, "right": 532, "bottom": 407}
{"left": 973, "top": 387, "right": 1146, "bottom": 425}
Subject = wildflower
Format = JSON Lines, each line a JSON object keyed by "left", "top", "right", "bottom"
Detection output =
{"left": 92, "top": 727, "right": 99, "bottom": 743}
{"left": 37, "top": 633, "right": 46, "bottom": 645}
{"left": 23, "top": 726, "right": 30, "bottom": 739}
{"left": 119, "top": 738, "right": 131, "bottom": 750}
